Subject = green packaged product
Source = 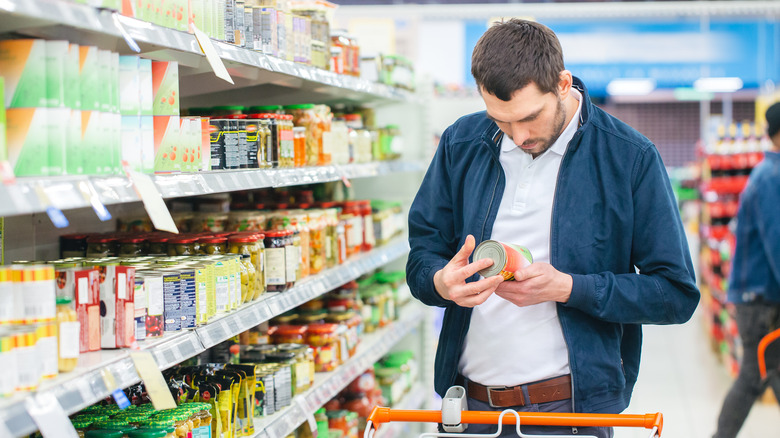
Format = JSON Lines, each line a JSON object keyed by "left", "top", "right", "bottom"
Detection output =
{"left": 0, "top": 39, "right": 47, "bottom": 108}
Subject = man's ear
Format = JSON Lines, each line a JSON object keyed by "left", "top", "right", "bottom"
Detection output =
{"left": 557, "top": 70, "right": 573, "bottom": 98}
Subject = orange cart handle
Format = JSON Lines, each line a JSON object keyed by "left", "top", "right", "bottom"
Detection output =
{"left": 367, "top": 407, "right": 663, "bottom": 435}
{"left": 758, "top": 327, "right": 780, "bottom": 379}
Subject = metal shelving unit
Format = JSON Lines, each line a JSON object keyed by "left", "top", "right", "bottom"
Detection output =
{"left": 0, "top": 238, "right": 410, "bottom": 437}
{"left": 0, "top": 161, "right": 425, "bottom": 218}
{"left": 252, "top": 303, "right": 426, "bottom": 438}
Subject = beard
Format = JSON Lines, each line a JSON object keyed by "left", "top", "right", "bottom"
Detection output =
{"left": 519, "top": 98, "right": 567, "bottom": 158}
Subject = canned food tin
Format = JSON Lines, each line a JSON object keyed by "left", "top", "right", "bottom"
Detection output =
{"left": 473, "top": 240, "right": 533, "bottom": 280}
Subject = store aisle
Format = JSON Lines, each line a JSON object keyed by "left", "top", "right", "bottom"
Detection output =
{"left": 617, "top": 308, "right": 780, "bottom": 438}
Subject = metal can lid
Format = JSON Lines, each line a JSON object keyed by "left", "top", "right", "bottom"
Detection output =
{"left": 473, "top": 240, "right": 507, "bottom": 278}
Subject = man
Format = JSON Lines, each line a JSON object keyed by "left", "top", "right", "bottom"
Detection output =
{"left": 713, "top": 103, "right": 780, "bottom": 438}
{"left": 406, "top": 19, "right": 699, "bottom": 437}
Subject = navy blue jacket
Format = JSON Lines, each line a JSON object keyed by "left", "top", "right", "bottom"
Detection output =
{"left": 406, "top": 78, "right": 699, "bottom": 413}
{"left": 728, "top": 151, "right": 780, "bottom": 304}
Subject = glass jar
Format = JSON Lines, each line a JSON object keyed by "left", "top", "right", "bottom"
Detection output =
{"left": 166, "top": 236, "right": 199, "bottom": 256}
{"left": 326, "top": 410, "right": 350, "bottom": 437}
{"left": 293, "top": 213, "right": 311, "bottom": 280}
{"left": 85, "top": 431, "right": 125, "bottom": 438}
{"left": 306, "top": 210, "right": 326, "bottom": 274}
{"left": 326, "top": 310, "right": 360, "bottom": 359}
{"left": 117, "top": 237, "right": 146, "bottom": 257}
{"left": 127, "top": 430, "right": 167, "bottom": 438}
{"left": 342, "top": 201, "right": 364, "bottom": 256}
{"left": 194, "top": 403, "right": 212, "bottom": 438}
{"left": 86, "top": 236, "right": 118, "bottom": 258}
{"left": 55, "top": 296, "right": 79, "bottom": 372}
{"left": 296, "top": 309, "right": 327, "bottom": 326}
{"left": 277, "top": 343, "right": 312, "bottom": 394}
{"left": 280, "top": 114, "right": 295, "bottom": 168}
{"left": 314, "top": 105, "right": 332, "bottom": 165}
{"left": 137, "top": 419, "right": 177, "bottom": 438}
{"left": 359, "top": 287, "right": 382, "bottom": 334}
{"left": 264, "top": 231, "right": 288, "bottom": 292}
{"left": 317, "top": 203, "right": 340, "bottom": 268}
{"left": 305, "top": 323, "right": 338, "bottom": 372}
{"left": 60, "top": 234, "right": 90, "bottom": 258}
{"left": 292, "top": 126, "right": 307, "bottom": 168}
{"left": 229, "top": 233, "right": 265, "bottom": 300}
{"left": 359, "top": 200, "right": 375, "bottom": 252}
{"left": 72, "top": 418, "right": 93, "bottom": 438}
{"left": 164, "top": 412, "right": 191, "bottom": 438}
{"left": 285, "top": 104, "right": 317, "bottom": 166}
{"left": 271, "top": 325, "right": 307, "bottom": 345}
{"left": 227, "top": 211, "right": 266, "bottom": 232}
{"left": 144, "top": 235, "right": 171, "bottom": 256}
{"left": 271, "top": 311, "right": 298, "bottom": 326}
{"left": 239, "top": 254, "right": 255, "bottom": 303}
{"left": 197, "top": 236, "right": 227, "bottom": 255}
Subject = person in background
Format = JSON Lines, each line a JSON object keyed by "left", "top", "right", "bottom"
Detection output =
{"left": 713, "top": 102, "right": 780, "bottom": 438}
{"left": 406, "top": 19, "right": 700, "bottom": 437}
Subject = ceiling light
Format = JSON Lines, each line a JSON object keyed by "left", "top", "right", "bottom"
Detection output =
{"left": 693, "top": 77, "right": 743, "bottom": 93}
{"left": 606, "top": 78, "right": 656, "bottom": 96}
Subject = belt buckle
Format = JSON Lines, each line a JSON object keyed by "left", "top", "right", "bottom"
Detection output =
{"left": 485, "top": 385, "right": 508, "bottom": 408}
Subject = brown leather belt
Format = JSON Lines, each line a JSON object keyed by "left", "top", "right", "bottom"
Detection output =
{"left": 467, "top": 375, "right": 572, "bottom": 408}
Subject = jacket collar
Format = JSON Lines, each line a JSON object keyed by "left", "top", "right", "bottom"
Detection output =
{"left": 481, "top": 76, "right": 592, "bottom": 156}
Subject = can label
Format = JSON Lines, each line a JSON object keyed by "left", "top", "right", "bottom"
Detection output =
{"left": 475, "top": 240, "right": 533, "bottom": 281}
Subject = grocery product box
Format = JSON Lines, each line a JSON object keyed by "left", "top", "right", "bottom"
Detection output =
{"left": 95, "top": 264, "right": 135, "bottom": 349}
{"left": 110, "top": 52, "right": 120, "bottom": 114}
{"left": 80, "top": 110, "right": 102, "bottom": 175}
{"left": 200, "top": 117, "right": 211, "bottom": 171}
{"left": 6, "top": 108, "right": 49, "bottom": 176}
{"left": 151, "top": 61, "right": 179, "bottom": 116}
{"left": 119, "top": 56, "right": 141, "bottom": 116}
{"left": 65, "top": 43, "right": 81, "bottom": 110}
{"left": 66, "top": 108, "right": 83, "bottom": 174}
{"left": 98, "top": 50, "right": 113, "bottom": 113}
{"left": 136, "top": 271, "right": 164, "bottom": 338}
{"left": 45, "top": 40, "right": 67, "bottom": 109}
{"left": 0, "top": 78, "right": 5, "bottom": 163}
{"left": 153, "top": 115, "right": 182, "bottom": 172}
{"left": 79, "top": 46, "right": 101, "bottom": 112}
{"left": 74, "top": 269, "right": 100, "bottom": 353}
{"left": 48, "top": 107, "right": 69, "bottom": 176}
{"left": 0, "top": 39, "right": 47, "bottom": 108}
{"left": 139, "top": 59, "right": 154, "bottom": 116}
{"left": 102, "top": 111, "right": 122, "bottom": 174}
{"left": 141, "top": 115, "right": 155, "bottom": 173}
{"left": 132, "top": 276, "right": 147, "bottom": 341}
{"left": 177, "top": 268, "right": 197, "bottom": 329}
{"left": 122, "top": 115, "right": 143, "bottom": 172}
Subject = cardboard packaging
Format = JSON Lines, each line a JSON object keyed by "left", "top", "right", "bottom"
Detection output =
{"left": 0, "top": 39, "right": 47, "bottom": 108}
{"left": 136, "top": 271, "right": 164, "bottom": 338}
{"left": 151, "top": 61, "right": 179, "bottom": 116}
{"left": 74, "top": 269, "right": 100, "bottom": 353}
{"left": 95, "top": 264, "right": 135, "bottom": 349}
{"left": 153, "top": 115, "right": 182, "bottom": 172}
{"left": 6, "top": 108, "right": 49, "bottom": 176}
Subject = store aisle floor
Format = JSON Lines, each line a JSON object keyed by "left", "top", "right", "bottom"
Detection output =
{"left": 616, "top": 307, "right": 780, "bottom": 438}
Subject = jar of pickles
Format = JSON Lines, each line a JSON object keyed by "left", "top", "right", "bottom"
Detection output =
{"left": 307, "top": 210, "right": 326, "bottom": 274}
{"left": 117, "top": 237, "right": 146, "bottom": 257}
{"left": 306, "top": 323, "right": 339, "bottom": 372}
{"left": 271, "top": 325, "right": 307, "bottom": 345}
{"left": 144, "top": 235, "right": 171, "bottom": 255}
{"left": 166, "top": 236, "right": 200, "bottom": 256}
{"left": 293, "top": 126, "right": 306, "bottom": 167}
{"left": 86, "top": 236, "right": 118, "bottom": 258}
{"left": 264, "top": 231, "right": 289, "bottom": 292}
{"left": 192, "top": 213, "right": 229, "bottom": 233}
{"left": 277, "top": 343, "right": 313, "bottom": 394}
{"left": 286, "top": 104, "right": 319, "bottom": 166}
{"left": 72, "top": 418, "right": 93, "bottom": 438}
{"left": 239, "top": 254, "right": 256, "bottom": 303}
{"left": 164, "top": 412, "right": 191, "bottom": 438}
{"left": 198, "top": 236, "right": 227, "bottom": 255}
{"left": 137, "top": 419, "right": 177, "bottom": 438}
{"left": 326, "top": 310, "right": 361, "bottom": 359}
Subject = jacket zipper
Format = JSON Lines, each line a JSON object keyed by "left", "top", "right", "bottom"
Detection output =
{"left": 553, "top": 130, "right": 580, "bottom": 412}
{"left": 480, "top": 164, "right": 501, "bottom": 242}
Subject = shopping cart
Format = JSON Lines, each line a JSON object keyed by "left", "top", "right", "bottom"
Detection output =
{"left": 758, "top": 326, "right": 780, "bottom": 380}
{"left": 363, "top": 386, "right": 664, "bottom": 438}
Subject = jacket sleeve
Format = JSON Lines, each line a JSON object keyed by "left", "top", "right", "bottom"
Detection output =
{"left": 565, "top": 144, "right": 700, "bottom": 324}
{"left": 406, "top": 128, "right": 457, "bottom": 308}
{"left": 755, "top": 172, "right": 780, "bottom": 286}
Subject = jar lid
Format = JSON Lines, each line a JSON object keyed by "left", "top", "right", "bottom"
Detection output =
{"left": 144, "top": 234, "right": 172, "bottom": 243}
{"left": 306, "top": 323, "right": 338, "bottom": 334}
{"left": 71, "top": 418, "right": 94, "bottom": 428}
{"left": 273, "top": 325, "right": 307, "bottom": 336}
{"left": 212, "top": 105, "right": 244, "bottom": 111}
{"left": 264, "top": 230, "right": 288, "bottom": 238}
{"left": 167, "top": 236, "right": 200, "bottom": 244}
{"left": 128, "top": 430, "right": 168, "bottom": 438}
{"left": 283, "top": 104, "right": 315, "bottom": 109}
{"left": 344, "top": 114, "right": 361, "bottom": 121}
{"left": 228, "top": 234, "right": 259, "bottom": 243}
{"left": 224, "top": 114, "right": 248, "bottom": 119}
{"left": 264, "top": 352, "right": 296, "bottom": 362}
{"left": 56, "top": 296, "right": 73, "bottom": 306}
{"left": 86, "top": 236, "right": 118, "bottom": 243}
{"left": 118, "top": 236, "right": 146, "bottom": 244}
{"left": 198, "top": 236, "right": 228, "bottom": 244}
{"left": 85, "top": 431, "right": 125, "bottom": 438}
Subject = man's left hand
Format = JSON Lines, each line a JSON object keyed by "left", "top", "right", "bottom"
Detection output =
{"left": 494, "top": 263, "right": 573, "bottom": 307}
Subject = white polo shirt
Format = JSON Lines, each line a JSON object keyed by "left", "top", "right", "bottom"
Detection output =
{"left": 458, "top": 89, "right": 582, "bottom": 386}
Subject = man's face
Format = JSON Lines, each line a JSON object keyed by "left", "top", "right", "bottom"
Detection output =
{"left": 481, "top": 83, "right": 567, "bottom": 158}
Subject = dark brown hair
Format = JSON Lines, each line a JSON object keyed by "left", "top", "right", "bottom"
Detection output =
{"left": 471, "top": 19, "right": 564, "bottom": 101}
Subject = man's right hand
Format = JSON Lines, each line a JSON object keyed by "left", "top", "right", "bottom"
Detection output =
{"left": 433, "top": 235, "right": 504, "bottom": 307}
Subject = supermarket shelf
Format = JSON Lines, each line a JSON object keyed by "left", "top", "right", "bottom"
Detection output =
{"left": 0, "top": 238, "right": 410, "bottom": 437}
{"left": 252, "top": 302, "right": 426, "bottom": 438}
{"left": 0, "top": 0, "right": 416, "bottom": 106}
{"left": 0, "top": 161, "right": 426, "bottom": 217}
{"left": 373, "top": 383, "right": 428, "bottom": 438}
{"left": 196, "top": 237, "right": 411, "bottom": 349}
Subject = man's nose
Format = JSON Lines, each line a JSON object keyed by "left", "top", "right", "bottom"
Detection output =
{"left": 511, "top": 123, "right": 530, "bottom": 145}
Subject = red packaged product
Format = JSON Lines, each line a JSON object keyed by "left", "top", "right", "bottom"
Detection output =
{"left": 74, "top": 269, "right": 100, "bottom": 353}
{"left": 97, "top": 265, "right": 136, "bottom": 349}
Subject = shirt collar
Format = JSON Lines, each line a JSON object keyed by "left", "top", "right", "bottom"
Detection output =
{"left": 500, "top": 88, "right": 583, "bottom": 155}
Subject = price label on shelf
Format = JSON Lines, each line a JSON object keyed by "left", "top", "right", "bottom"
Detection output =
{"left": 129, "top": 351, "right": 177, "bottom": 410}
{"left": 294, "top": 396, "right": 318, "bottom": 438}
{"left": 191, "top": 24, "right": 234, "bottom": 84}
{"left": 25, "top": 393, "right": 79, "bottom": 438}
{"left": 78, "top": 181, "right": 112, "bottom": 221}
{"left": 113, "top": 13, "right": 141, "bottom": 53}
{"left": 126, "top": 170, "right": 178, "bottom": 234}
